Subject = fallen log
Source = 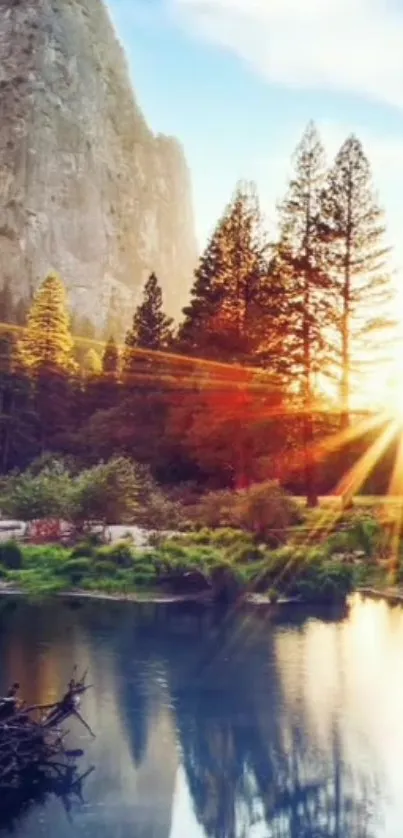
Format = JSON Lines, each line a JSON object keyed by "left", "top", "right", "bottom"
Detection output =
{"left": 0, "top": 669, "right": 93, "bottom": 796}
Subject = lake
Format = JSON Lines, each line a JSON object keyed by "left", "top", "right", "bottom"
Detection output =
{"left": 1, "top": 594, "right": 403, "bottom": 837}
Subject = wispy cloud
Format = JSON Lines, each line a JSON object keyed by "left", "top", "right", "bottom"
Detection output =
{"left": 171, "top": 0, "right": 403, "bottom": 108}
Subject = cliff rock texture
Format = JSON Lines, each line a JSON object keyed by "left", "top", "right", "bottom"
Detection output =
{"left": 0, "top": 0, "right": 198, "bottom": 330}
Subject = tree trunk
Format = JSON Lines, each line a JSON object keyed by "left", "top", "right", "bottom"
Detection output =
{"left": 340, "top": 178, "right": 353, "bottom": 429}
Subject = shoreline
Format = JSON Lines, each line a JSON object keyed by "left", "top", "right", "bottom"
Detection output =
{"left": 0, "top": 584, "right": 300, "bottom": 607}
{"left": 2, "top": 583, "right": 401, "bottom": 609}
{"left": 357, "top": 587, "right": 403, "bottom": 605}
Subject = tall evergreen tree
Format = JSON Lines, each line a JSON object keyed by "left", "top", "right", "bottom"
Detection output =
{"left": 320, "top": 135, "right": 393, "bottom": 427}
{"left": 102, "top": 337, "right": 119, "bottom": 376}
{"left": 123, "top": 273, "right": 172, "bottom": 377}
{"left": 83, "top": 348, "right": 102, "bottom": 376}
{"left": 0, "top": 334, "right": 36, "bottom": 472}
{"left": 18, "top": 274, "right": 76, "bottom": 453}
{"left": 179, "top": 183, "right": 265, "bottom": 363}
{"left": 275, "top": 122, "right": 331, "bottom": 505}
{"left": 133, "top": 273, "right": 173, "bottom": 350}
{"left": 19, "top": 273, "right": 75, "bottom": 373}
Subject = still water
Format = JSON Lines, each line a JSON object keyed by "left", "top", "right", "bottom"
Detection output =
{"left": 1, "top": 594, "right": 403, "bottom": 837}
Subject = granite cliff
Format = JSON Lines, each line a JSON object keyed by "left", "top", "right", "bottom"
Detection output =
{"left": 0, "top": 0, "right": 198, "bottom": 331}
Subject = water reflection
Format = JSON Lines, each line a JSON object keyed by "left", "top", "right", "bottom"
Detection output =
{"left": 0, "top": 595, "right": 400, "bottom": 837}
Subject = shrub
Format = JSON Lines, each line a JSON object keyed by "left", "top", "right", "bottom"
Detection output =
{"left": 93, "top": 560, "right": 119, "bottom": 577}
{"left": 235, "top": 482, "right": 301, "bottom": 542}
{"left": 350, "top": 517, "right": 381, "bottom": 557}
{"left": 268, "top": 588, "right": 279, "bottom": 604}
{"left": 195, "top": 482, "right": 301, "bottom": 542}
{"left": 70, "top": 539, "right": 97, "bottom": 559}
{"left": 57, "top": 557, "right": 93, "bottom": 585}
{"left": 210, "top": 563, "right": 244, "bottom": 603}
{"left": 291, "top": 560, "right": 355, "bottom": 604}
{"left": 2, "top": 468, "right": 71, "bottom": 521}
{"left": 133, "top": 489, "right": 187, "bottom": 531}
{"left": 70, "top": 458, "right": 144, "bottom": 527}
{"left": 0, "top": 540, "right": 23, "bottom": 570}
{"left": 95, "top": 541, "right": 134, "bottom": 568}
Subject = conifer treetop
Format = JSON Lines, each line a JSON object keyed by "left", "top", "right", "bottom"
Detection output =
{"left": 19, "top": 272, "right": 76, "bottom": 373}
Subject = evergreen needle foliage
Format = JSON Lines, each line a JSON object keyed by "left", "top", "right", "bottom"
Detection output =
{"left": 19, "top": 273, "right": 76, "bottom": 373}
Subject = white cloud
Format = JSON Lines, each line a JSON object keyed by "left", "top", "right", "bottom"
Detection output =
{"left": 171, "top": 0, "right": 403, "bottom": 108}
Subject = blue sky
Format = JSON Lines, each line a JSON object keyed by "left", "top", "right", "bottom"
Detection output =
{"left": 107, "top": 0, "right": 403, "bottom": 271}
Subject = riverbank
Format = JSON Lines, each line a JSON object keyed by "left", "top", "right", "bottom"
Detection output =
{"left": 0, "top": 582, "right": 302, "bottom": 607}
{"left": 0, "top": 530, "right": 362, "bottom": 606}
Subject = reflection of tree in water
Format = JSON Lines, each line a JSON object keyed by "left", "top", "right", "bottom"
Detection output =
{"left": 0, "top": 763, "right": 94, "bottom": 835}
{"left": 114, "top": 603, "right": 380, "bottom": 838}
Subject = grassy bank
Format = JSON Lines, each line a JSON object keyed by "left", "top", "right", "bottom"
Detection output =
{"left": 0, "top": 527, "right": 379, "bottom": 605}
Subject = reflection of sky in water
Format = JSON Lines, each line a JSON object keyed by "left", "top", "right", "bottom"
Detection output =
{"left": 0, "top": 596, "right": 403, "bottom": 836}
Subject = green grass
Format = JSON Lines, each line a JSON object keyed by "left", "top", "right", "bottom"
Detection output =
{"left": 0, "top": 528, "right": 376, "bottom": 605}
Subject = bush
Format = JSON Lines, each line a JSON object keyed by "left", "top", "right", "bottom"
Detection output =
{"left": 95, "top": 541, "right": 134, "bottom": 568}
{"left": 70, "top": 539, "right": 97, "bottom": 558}
{"left": 58, "top": 557, "right": 93, "bottom": 585}
{"left": 93, "top": 560, "right": 119, "bottom": 577}
{"left": 290, "top": 560, "right": 355, "bottom": 604}
{"left": 268, "top": 588, "right": 279, "bottom": 604}
{"left": 210, "top": 563, "right": 243, "bottom": 603}
{"left": 70, "top": 458, "right": 144, "bottom": 527}
{"left": 0, "top": 540, "right": 23, "bottom": 570}
{"left": 1, "top": 468, "right": 71, "bottom": 521}
{"left": 195, "top": 482, "right": 301, "bottom": 542}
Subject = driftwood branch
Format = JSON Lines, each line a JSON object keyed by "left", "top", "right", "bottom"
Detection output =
{"left": 0, "top": 670, "right": 93, "bottom": 801}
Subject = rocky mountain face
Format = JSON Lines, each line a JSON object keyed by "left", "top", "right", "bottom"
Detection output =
{"left": 0, "top": 0, "right": 198, "bottom": 332}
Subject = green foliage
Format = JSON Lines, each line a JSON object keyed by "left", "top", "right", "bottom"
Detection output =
{"left": 290, "top": 560, "right": 355, "bottom": 604}
{"left": 1, "top": 531, "right": 362, "bottom": 604}
{"left": 179, "top": 183, "right": 265, "bottom": 362}
{"left": 70, "top": 458, "right": 143, "bottom": 526}
{"left": 19, "top": 273, "right": 76, "bottom": 373}
{"left": 321, "top": 135, "right": 393, "bottom": 414}
{"left": 123, "top": 273, "right": 172, "bottom": 375}
{"left": 133, "top": 488, "right": 187, "bottom": 530}
{"left": 195, "top": 482, "right": 301, "bottom": 542}
{"left": 58, "top": 557, "right": 93, "bottom": 585}
{"left": 0, "top": 541, "right": 23, "bottom": 570}
{"left": 325, "top": 515, "right": 381, "bottom": 558}
{"left": 84, "top": 348, "right": 102, "bottom": 376}
{"left": 1, "top": 456, "right": 147, "bottom": 527}
{"left": 96, "top": 541, "right": 134, "bottom": 567}
{"left": 2, "top": 463, "right": 71, "bottom": 520}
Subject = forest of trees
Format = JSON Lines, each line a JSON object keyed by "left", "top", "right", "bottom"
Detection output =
{"left": 0, "top": 124, "right": 397, "bottom": 500}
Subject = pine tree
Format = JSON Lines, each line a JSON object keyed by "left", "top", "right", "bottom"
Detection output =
{"left": 0, "top": 334, "right": 36, "bottom": 472}
{"left": 276, "top": 122, "right": 331, "bottom": 505}
{"left": 18, "top": 274, "right": 77, "bottom": 453}
{"left": 320, "top": 135, "right": 393, "bottom": 427}
{"left": 19, "top": 273, "right": 75, "bottom": 373}
{"left": 134, "top": 273, "right": 173, "bottom": 350}
{"left": 83, "top": 348, "right": 102, "bottom": 376}
{"left": 123, "top": 273, "right": 172, "bottom": 376}
{"left": 102, "top": 337, "right": 119, "bottom": 376}
{"left": 179, "top": 182, "right": 265, "bottom": 362}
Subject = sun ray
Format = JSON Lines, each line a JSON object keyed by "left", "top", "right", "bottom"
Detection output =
{"left": 334, "top": 419, "right": 399, "bottom": 507}
{"left": 382, "top": 430, "right": 403, "bottom": 569}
